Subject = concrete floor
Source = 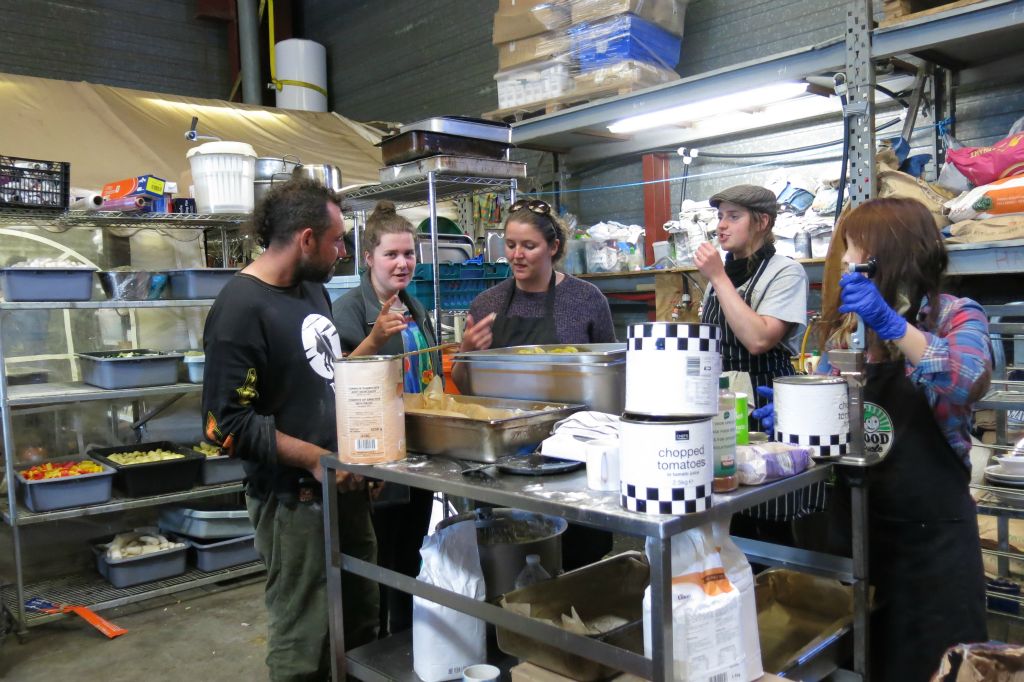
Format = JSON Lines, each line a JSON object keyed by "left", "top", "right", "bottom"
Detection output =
{"left": 0, "top": 578, "right": 269, "bottom": 681}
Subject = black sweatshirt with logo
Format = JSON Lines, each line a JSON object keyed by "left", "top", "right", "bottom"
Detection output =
{"left": 201, "top": 273, "right": 340, "bottom": 503}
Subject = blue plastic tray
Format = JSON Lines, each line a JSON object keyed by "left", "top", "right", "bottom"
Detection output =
{"left": 569, "top": 15, "right": 682, "bottom": 72}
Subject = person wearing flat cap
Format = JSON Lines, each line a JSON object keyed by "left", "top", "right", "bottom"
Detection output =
{"left": 695, "top": 184, "right": 815, "bottom": 539}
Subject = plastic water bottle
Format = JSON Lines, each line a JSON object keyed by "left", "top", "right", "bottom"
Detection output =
{"left": 513, "top": 554, "right": 551, "bottom": 590}
{"left": 794, "top": 228, "right": 812, "bottom": 259}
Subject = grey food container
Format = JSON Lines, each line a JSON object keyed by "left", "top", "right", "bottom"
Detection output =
{"left": 166, "top": 268, "right": 239, "bottom": 299}
{"left": 97, "top": 270, "right": 168, "bottom": 300}
{"left": 93, "top": 541, "right": 188, "bottom": 588}
{"left": 454, "top": 345, "right": 626, "bottom": 415}
{"left": 0, "top": 267, "right": 96, "bottom": 302}
{"left": 16, "top": 457, "right": 115, "bottom": 512}
{"left": 196, "top": 453, "right": 245, "bottom": 485}
{"left": 405, "top": 395, "right": 583, "bottom": 463}
{"left": 159, "top": 505, "right": 254, "bottom": 540}
{"left": 182, "top": 534, "right": 260, "bottom": 572}
{"left": 78, "top": 350, "right": 183, "bottom": 389}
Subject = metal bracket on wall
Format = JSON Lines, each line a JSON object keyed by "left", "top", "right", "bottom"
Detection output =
{"left": 844, "top": 0, "right": 877, "bottom": 208}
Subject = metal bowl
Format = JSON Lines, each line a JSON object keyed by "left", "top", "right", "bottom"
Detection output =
{"left": 98, "top": 271, "right": 168, "bottom": 300}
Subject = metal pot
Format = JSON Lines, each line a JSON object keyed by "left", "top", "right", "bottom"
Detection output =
{"left": 435, "top": 508, "right": 566, "bottom": 601}
{"left": 254, "top": 156, "right": 301, "bottom": 205}
{"left": 293, "top": 163, "right": 343, "bottom": 192}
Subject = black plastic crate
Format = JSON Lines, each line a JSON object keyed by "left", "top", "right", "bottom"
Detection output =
{"left": 0, "top": 155, "right": 70, "bottom": 210}
{"left": 89, "top": 441, "right": 203, "bottom": 497}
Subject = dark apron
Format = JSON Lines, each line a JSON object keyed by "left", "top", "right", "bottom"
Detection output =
{"left": 833, "top": 361, "right": 987, "bottom": 681}
{"left": 491, "top": 270, "right": 558, "bottom": 348}
{"left": 490, "top": 271, "right": 612, "bottom": 570}
{"left": 702, "top": 257, "right": 818, "bottom": 525}
{"left": 700, "top": 255, "right": 795, "bottom": 423}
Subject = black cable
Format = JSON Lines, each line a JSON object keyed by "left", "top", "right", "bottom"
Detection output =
{"left": 874, "top": 84, "right": 910, "bottom": 109}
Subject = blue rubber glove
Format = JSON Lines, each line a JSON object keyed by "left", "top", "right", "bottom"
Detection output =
{"left": 750, "top": 385, "right": 775, "bottom": 434}
{"left": 838, "top": 272, "right": 908, "bottom": 341}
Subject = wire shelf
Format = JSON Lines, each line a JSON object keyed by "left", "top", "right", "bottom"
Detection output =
{"left": 1, "top": 561, "right": 264, "bottom": 628}
{"left": 342, "top": 176, "right": 514, "bottom": 211}
{"left": 0, "top": 208, "right": 250, "bottom": 228}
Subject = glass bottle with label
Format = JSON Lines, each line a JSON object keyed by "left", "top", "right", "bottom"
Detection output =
{"left": 713, "top": 376, "right": 739, "bottom": 492}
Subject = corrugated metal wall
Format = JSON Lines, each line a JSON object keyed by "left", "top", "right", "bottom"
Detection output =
{"left": 298, "top": 0, "right": 498, "bottom": 123}
{"left": 0, "top": 0, "right": 231, "bottom": 99}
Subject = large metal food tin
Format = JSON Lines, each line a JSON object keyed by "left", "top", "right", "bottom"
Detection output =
{"left": 405, "top": 395, "right": 582, "bottom": 463}
{"left": 379, "top": 130, "right": 510, "bottom": 166}
{"left": 774, "top": 375, "right": 850, "bottom": 460}
{"left": 399, "top": 116, "right": 512, "bottom": 144}
{"left": 456, "top": 343, "right": 626, "bottom": 364}
{"left": 455, "top": 358, "right": 625, "bottom": 415}
{"left": 379, "top": 155, "right": 527, "bottom": 184}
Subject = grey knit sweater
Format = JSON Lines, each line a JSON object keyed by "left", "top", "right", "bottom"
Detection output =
{"left": 468, "top": 275, "right": 617, "bottom": 344}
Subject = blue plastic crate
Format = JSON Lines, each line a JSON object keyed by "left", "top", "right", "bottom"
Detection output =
{"left": 568, "top": 15, "right": 682, "bottom": 72}
{"left": 408, "top": 277, "right": 502, "bottom": 311}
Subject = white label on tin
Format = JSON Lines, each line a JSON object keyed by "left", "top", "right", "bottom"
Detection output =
{"left": 343, "top": 384, "right": 385, "bottom": 454}
{"left": 621, "top": 421, "right": 713, "bottom": 491}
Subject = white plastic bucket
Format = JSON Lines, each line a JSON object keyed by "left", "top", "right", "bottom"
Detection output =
{"left": 619, "top": 415, "right": 713, "bottom": 515}
{"left": 626, "top": 322, "right": 722, "bottom": 417}
{"left": 335, "top": 356, "right": 406, "bottom": 465}
{"left": 187, "top": 141, "right": 257, "bottom": 214}
{"left": 774, "top": 376, "right": 850, "bottom": 459}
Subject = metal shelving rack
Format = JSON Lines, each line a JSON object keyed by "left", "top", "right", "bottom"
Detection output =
{"left": 0, "top": 208, "right": 259, "bottom": 633}
{"left": 320, "top": 457, "right": 854, "bottom": 682}
{"left": 342, "top": 173, "right": 518, "bottom": 340}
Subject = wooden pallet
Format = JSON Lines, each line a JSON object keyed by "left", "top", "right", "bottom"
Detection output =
{"left": 880, "top": 0, "right": 986, "bottom": 27}
{"left": 483, "top": 82, "right": 661, "bottom": 123}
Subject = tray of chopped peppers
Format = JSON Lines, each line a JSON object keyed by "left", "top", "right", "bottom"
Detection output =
{"left": 21, "top": 459, "right": 104, "bottom": 480}
{"left": 16, "top": 457, "right": 115, "bottom": 512}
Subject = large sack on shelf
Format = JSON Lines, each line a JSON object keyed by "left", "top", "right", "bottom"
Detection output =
{"left": 413, "top": 520, "right": 487, "bottom": 682}
{"left": 947, "top": 132, "right": 1024, "bottom": 187}
{"left": 945, "top": 175, "right": 1024, "bottom": 223}
{"left": 877, "top": 167, "right": 957, "bottom": 230}
{"left": 946, "top": 214, "right": 1024, "bottom": 244}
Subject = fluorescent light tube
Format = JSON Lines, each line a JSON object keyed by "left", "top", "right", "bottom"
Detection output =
{"left": 608, "top": 82, "right": 810, "bottom": 133}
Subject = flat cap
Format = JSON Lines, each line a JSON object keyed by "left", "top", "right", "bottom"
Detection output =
{"left": 709, "top": 184, "right": 778, "bottom": 216}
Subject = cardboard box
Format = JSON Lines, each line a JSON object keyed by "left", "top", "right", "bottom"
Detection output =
{"left": 493, "top": 1, "right": 571, "bottom": 44}
{"left": 101, "top": 174, "right": 166, "bottom": 200}
{"left": 573, "top": 58, "right": 678, "bottom": 94}
{"left": 498, "top": 31, "right": 570, "bottom": 70}
{"left": 570, "top": 0, "right": 688, "bottom": 36}
{"left": 497, "top": 552, "right": 648, "bottom": 682}
{"left": 500, "top": 0, "right": 560, "bottom": 11}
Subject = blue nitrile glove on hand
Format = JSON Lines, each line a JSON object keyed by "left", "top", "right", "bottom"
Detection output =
{"left": 838, "top": 272, "right": 908, "bottom": 341}
{"left": 750, "top": 386, "right": 776, "bottom": 434}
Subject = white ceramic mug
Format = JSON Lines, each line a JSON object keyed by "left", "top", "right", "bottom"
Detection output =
{"left": 463, "top": 663, "right": 500, "bottom": 682}
{"left": 586, "top": 438, "right": 620, "bottom": 492}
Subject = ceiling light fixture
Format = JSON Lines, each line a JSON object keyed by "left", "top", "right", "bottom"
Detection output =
{"left": 607, "top": 82, "right": 811, "bottom": 134}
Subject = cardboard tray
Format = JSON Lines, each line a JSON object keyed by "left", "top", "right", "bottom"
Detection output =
{"left": 90, "top": 442, "right": 203, "bottom": 497}
{"left": 497, "top": 551, "right": 649, "bottom": 681}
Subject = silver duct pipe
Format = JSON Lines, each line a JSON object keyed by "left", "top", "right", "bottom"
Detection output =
{"left": 237, "top": 0, "right": 261, "bottom": 104}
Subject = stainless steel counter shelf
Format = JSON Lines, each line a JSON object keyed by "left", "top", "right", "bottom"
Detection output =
{"left": 0, "top": 208, "right": 249, "bottom": 228}
{"left": 342, "top": 175, "right": 514, "bottom": 211}
{"left": 321, "top": 455, "right": 856, "bottom": 681}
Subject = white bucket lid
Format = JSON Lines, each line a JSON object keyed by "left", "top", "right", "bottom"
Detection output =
{"left": 187, "top": 141, "right": 257, "bottom": 159}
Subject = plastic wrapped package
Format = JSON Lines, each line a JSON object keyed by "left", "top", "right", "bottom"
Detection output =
{"left": 570, "top": 0, "right": 689, "bottom": 36}
{"left": 574, "top": 58, "right": 679, "bottom": 95}
{"left": 946, "top": 131, "right": 1024, "bottom": 187}
{"left": 568, "top": 14, "right": 683, "bottom": 72}
{"left": 498, "top": 29, "right": 571, "bottom": 70}
{"left": 493, "top": 0, "right": 571, "bottom": 44}
{"left": 495, "top": 57, "right": 574, "bottom": 109}
{"left": 945, "top": 175, "right": 1024, "bottom": 222}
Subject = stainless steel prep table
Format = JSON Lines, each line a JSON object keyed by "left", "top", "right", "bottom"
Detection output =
{"left": 320, "top": 455, "right": 861, "bottom": 681}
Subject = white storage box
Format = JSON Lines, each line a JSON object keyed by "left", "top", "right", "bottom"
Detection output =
{"left": 495, "top": 58, "right": 574, "bottom": 109}
{"left": 187, "top": 141, "right": 257, "bottom": 214}
{"left": 183, "top": 353, "right": 205, "bottom": 383}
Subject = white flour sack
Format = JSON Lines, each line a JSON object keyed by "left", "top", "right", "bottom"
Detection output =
{"left": 413, "top": 520, "right": 487, "bottom": 681}
{"left": 643, "top": 525, "right": 745, "bottom": 681}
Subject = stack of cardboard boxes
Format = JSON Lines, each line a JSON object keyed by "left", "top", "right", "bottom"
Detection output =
{"left": 490, "top": 0, "right": 687, "bottom": 116}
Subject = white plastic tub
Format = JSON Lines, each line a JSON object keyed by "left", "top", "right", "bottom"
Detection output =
{"left": 183, "top": 353, "right": 205, "bottom": 383}
{"left": 186, "top": 141, "right": 257, "bottom": 214}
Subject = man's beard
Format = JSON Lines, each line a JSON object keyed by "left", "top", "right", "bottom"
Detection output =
{"left": 296, "top": 257, "right": 337, "bottom": 284}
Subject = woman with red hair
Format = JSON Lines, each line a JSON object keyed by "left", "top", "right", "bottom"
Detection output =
{"left": 822, "top": 197, "right": 990, "bottom": 680}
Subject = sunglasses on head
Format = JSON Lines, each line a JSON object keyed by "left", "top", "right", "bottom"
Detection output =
{"left": 509, "top": 198, "right": 552, "bottom": 216}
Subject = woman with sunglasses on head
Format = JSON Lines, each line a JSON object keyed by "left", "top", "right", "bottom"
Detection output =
{"left": 454, "top": 197, "right": 616, "bottom": 570}
{"left": 332, "top": 200, "right": 437, "bottom": 637}
{"left": 818, "top": 198, "right": 988, "bottom": 680}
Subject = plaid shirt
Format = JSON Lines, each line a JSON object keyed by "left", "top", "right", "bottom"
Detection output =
{"left": 908, "top": 294, "right": 991, "bottom": 466}
{"left": 825, "top": 294, "right": 991, "bottom": 468}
